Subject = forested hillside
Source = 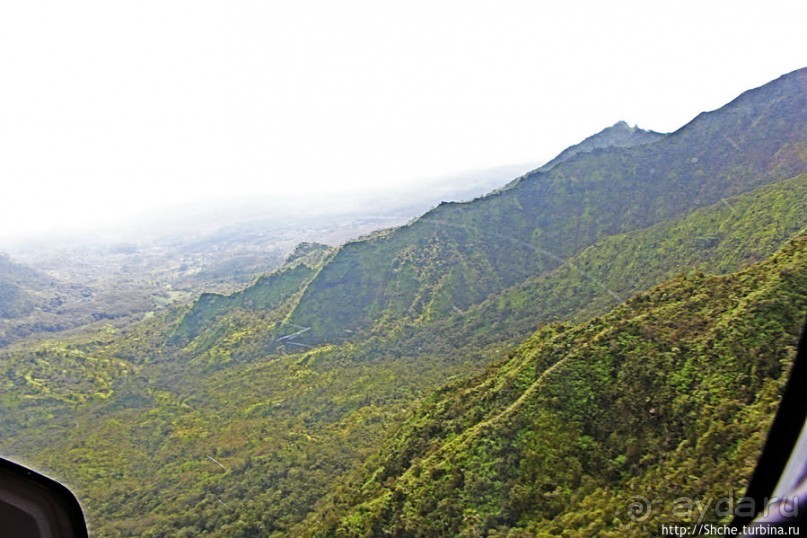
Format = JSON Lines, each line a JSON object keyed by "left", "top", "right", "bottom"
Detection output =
{"left": 281, "top": 68, "right": 807, "bottom": 346}
{"left": 306, "top": 233, "right": 806, "bottom": 537}
{"left": 0, "top": 178, "right": 800, "bottom": 536}
{"left": 0, "top": 69, "right": 805, "bottom": 537}
{"left": 0, "top": 253, "right": 55, "bottom": 320}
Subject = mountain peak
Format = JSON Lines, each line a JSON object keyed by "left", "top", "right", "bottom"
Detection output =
{"left": 495, "top": 121, "right": 663, "bottom": 194}
{"left": 495, "top": 120, "right": 663, "bottom": 193}
{"left": 543, "top": 119, "right": 664, "bottom": 169}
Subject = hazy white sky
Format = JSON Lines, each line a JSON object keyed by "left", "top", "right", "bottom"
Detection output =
{"left": 1, "top": 0, "right": 806, "bottom": 240}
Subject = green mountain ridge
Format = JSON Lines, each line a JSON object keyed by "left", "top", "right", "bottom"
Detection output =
{"left": 528, "top": 120, "right": 663, "bottom": 176}
{"left": 361, "top": 174, "right": 806, "bottom": 367}
{"left": 173, "top": 242, "right": 334, "bottom": 346}
{"left": 0, "top": 175, "right": 802, "bottom": 536}
{"left": 0, "top": 69, "right": 806, "bottom": 536}
{"left": 306, "top": 232, "right": 807, "bottom": 537}
{"left": 276, "top": 67, "right": 807, "bottom": 347}
{"left": 173, "top": 68, "right": 807, "bottom": 360}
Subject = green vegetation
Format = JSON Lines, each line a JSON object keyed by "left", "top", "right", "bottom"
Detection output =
{"left": 0, "top": 253, "right": 56, "bottom": 323}
{"left": 284, "top": 68, "right": 807, "bottom": 345}
{"left": 0, "top": 69, "right": 806, "bottom": 537}
{"left": 0, "top": 177, "right": 800, "bottom": 536}
{"left": 307, "top": 233, "right": 806, "bottom": 537}
{"left": 172, "top": 242, "right": 333, "bottom": 346}
{"left": 370, "top": 175, "right": 806, "bottom": 368}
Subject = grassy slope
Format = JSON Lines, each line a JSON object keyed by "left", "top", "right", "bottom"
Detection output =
{"left": 309, "top": 232, "right": 806, "bottom": 537}
{"left": 0, "top": 175, "right": 802, "bottom": 536}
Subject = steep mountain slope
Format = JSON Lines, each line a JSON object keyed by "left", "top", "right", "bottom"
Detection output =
{"left": 280, "top": 68, "right": 807, "bottom": 347}
{"left": 0, "top": 253, "right": 55, "bottom": 319}
{"left": 307, "top": 233, "right": 807, "bottom": 537}
{"left": 168, "top": 68, "right": 807, "bottom": 356}
{"left": 170, "top": 173, "right": 805, "bottom": 389}
{"left": 363, "top": 174, "right": 806, "bottom": 367}
{"left": 531, "top": 120, "right": 663, "bottom": 173}
{"left": 1, "top": 175, "right": 802, "bottom": 537}
{"left": 172, "top": 242, "right": 333, "bottom": 346}
{"left": 1, "top": 70, "right": 805, "bottom": 537}
{"left": 492, "top": 120, "right": 663, "bottom": 192}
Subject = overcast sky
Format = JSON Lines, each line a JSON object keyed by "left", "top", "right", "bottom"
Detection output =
{"left": 1, "top": 0, "right": 806, "bottom": 240}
